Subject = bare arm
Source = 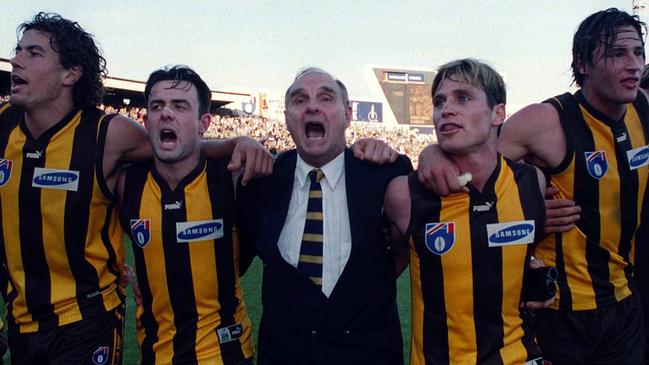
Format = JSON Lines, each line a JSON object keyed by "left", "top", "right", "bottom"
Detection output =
{"left": 202, "top": 136, "right": 273, "bottom": 186}
{"left": 103, "top": 115, "right": 151, "bottom": 194}
{"left": 384, "top": 176, "right": 412, "bottom": 276}
{"left": 498, "top": 103, "right": 566, "bottom": 168}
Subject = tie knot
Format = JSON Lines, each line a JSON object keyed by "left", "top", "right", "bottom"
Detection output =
{"left": 309, "top": 169, "right": 324, "bottom": 184}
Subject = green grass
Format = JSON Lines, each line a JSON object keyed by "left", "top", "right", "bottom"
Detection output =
{"left": 2, "top": 245, "right": 413, "bottom": 364}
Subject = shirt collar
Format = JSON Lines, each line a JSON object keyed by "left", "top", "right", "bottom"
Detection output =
{"left": 295, "top": 151, "right": 345, "bottom": 190}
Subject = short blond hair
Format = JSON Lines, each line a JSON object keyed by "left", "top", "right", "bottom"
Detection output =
{"left": 431, "top": 59, "right": 506, "bottom": 108}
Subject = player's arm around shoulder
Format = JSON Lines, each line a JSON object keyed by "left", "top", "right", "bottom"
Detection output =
{"left": 498, "top": 102, "right": 566, "bottom": 169}
{"left": 102, "top": 114, "right": 151, "bottom": 193}
{"left": 384, "top": 175, "right": 412, "bottom": 276}
{"left": 202, "top": 136, "right": 273, "bottom": 186}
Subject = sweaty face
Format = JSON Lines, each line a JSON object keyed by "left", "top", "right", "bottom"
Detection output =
{"left": 581, "top": 25, "right": 645, "bottom": 112}
{"left": 10, "top": 29, "right": 70, "bottom": 111}
{"left": 432, "top": 78, "right": 503, "bottom": 155}
{"left": 145, "top": 80, "right": 209, "bottom": 166}
{"left": 284, "top": 72, "right": 351, "bottom": 167}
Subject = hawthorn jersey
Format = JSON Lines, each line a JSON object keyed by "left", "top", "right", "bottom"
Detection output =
{"left": 120, "top": 156, "right": 254, "bottom": 364}
{"left": 0, "top": 103, "right": 124, "bottom": 333}
{"left": 536, "top": 91, "right": 649, "bottom": 310}
{"left": 407, "top": 156, "right": 545, "bottom": 365}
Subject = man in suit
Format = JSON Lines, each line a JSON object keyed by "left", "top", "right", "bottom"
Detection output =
{"left": 238, "top": 68, "right": 412, "bottom": 365}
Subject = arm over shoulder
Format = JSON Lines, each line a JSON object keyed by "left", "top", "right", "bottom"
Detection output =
{"left": 499, "top": 103, "right": 566, "bottom": 168}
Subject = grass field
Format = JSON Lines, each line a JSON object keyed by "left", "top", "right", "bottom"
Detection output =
{"left": 2, "top": 244, "right": 413, "bottom": 364}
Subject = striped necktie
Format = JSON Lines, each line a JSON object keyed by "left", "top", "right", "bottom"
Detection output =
{"left": 298, "top": 169, "right": 325, "bottom": 287}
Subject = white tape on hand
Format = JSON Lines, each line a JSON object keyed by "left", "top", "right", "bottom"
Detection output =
{"left": 458, "top": 172, "right": 472, "bottom": 187}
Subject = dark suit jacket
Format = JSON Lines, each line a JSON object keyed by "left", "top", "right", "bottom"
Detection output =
{"left": 238, "top": 148, "right": 412, "bottom": 365}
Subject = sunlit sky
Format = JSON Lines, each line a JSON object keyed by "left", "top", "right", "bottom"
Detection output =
{"left": 0, "top": 1, "right": 643, "bottom": 111}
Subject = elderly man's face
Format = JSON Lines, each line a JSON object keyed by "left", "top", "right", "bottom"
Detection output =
{"left": 284, "top": 72, "right": 351, "bottom": 167}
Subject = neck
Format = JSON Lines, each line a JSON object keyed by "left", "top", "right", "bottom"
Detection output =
{"left": 23, "top": 97, "right": 76, "bottom": 139}
{"left": 154, "top": 153, "right": 201, "bottom": 191}
{"left": 449, "top": 144, "right": 498, "bottom": 193}
{"left": 581, "top": 86, "right": 628, "bottom": 121}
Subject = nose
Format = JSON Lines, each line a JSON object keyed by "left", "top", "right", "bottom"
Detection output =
{"left": 626, "top": 52, "right": 644, "bottom": 72}
{"left": 160, "top": 105, "right": 174, "bottom": 120}
{"left": 306, "top": 99, "right": 321, "bottom": 114}
{"left": 439, "top": 101, "right": 456, "bottom": 118}
{"left": 10, "top": 51, "right": 22, "bottom": 69}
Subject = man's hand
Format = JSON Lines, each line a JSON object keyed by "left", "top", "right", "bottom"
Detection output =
{"left": 417, "top": 144, "right": 466, "bottom": 196}
{"left": 544, "top": 186, "right": 581, "bottom": 234}
{"left": 522, "top": 258, "right": 556, "bottom": 310}
{"left": 119, "top": 264, "right": 135, "bottom": 291}
{"left": 227, "top": 136, "right": 273, "bottom": 186}
{"left": 352, "top": 138, "right": 398, "bottom": 165}
{"left": 133, "top": 280, "right": 142, "bottom": 307}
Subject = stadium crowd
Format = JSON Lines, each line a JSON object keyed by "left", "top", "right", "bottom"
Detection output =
{"left": 97, "top": 103, "right": 436, "bottom": 165}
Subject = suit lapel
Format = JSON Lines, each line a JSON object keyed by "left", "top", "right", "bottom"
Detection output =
{"left": 258, "top": 151, "right": 296, "bottom": 260}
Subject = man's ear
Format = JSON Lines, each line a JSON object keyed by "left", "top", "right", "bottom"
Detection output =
{"left": 344, "top": 105, "right": 352, "bottom": 128}
{"left": 491, "top": 103, "right": 506, "bottom": 127}
{"left": 62, "top": 65, "right": 83, "bottom": 86}
{"left": 576, "top": 56, "right": 589, "bottom": 78}
{"left": 198, "top": 113, "right": 212, "bottom": 137}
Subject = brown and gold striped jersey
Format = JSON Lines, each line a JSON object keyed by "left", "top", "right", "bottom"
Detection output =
{"left": 536, "top": 91, "right": 649, "bottom": 311}
{"left": 0, "top": 103, "right": 124, "bottom": 333}
{"left": 407, "top": 156, "right": 545, "bottom": 365}
{"left": 120, "top": 156, "right": 254, "bottom": 364}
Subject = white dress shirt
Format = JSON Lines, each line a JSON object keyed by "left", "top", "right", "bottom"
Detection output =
{"left": 277, "top": 152, "right": 352, "bottom": 297}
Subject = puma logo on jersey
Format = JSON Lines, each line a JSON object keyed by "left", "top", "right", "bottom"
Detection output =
{"left": 473, "top": 201, "right": 494, "bottom": 212}
{"left": 164, "top": 201, "right": 183, "bottom": 210}
{"left": 26, "top": 150, "right": 42, "bottom": 159}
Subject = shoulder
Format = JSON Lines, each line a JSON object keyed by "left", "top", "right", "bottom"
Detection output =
{"left": 347, "top": 149, "right": 413, "bottom": 177}
{"left": 504, "top": 102, "right": 560, "bottom": 130}
{"left": 273, "top": 149, "right": 297, "bottom": 167}
{"left": 503, "top": 157, "right": 545, "bottom": 195}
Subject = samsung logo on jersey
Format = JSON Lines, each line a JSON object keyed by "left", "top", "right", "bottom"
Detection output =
{"left": 32, "top": 167, "right": 79, "bottom": 191}
{"left": 486, "top": 220, "right": 535, "bottom": 247}
{"left": 176, "top": 219, "right": 223, "bottom": 242}
{"left": 627, "top": 146, "right": 649, "bottom": 170}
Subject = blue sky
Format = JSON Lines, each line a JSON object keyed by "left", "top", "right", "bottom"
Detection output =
{"left": 0, "top": 1, "right": 640, "bottom": 109}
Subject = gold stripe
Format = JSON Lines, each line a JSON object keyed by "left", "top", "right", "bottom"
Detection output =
{"left": 309, "top": 190, "right": 322, "bottom": 198}
{"left": 495, "top": 157, "right": 528, "bottom": 364}
{"left": 302, "top": 233, "right": 323, "bottom": 242}
{"left": 306, "top": 212, "right": 323, "bottom": 220}
{"left": 310, "top": 277, "right": 322, "bottom": 285}
{"left": 300, "top": 254, "right": 323, "bottom": 264}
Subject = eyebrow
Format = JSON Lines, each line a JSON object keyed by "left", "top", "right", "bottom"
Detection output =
{"left": 289, "top": 87, "right": 306, "bottom": 100}
{"left": 16, "top": 44, "right": 46, "bottom": 52}
{"left": 149, "top": 98, "right": 192, "bottom": 105}
{"left": 318, "top": 86, "right": 336, "bottom": 95}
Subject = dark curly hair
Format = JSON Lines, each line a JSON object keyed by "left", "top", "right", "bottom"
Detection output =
{"left": 572, "top": 8, "right": 646, "bottom": 87}
{"left": 18, "top": 12, "right": 107, "bottom": 108}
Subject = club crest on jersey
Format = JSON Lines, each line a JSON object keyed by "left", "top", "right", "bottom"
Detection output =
{"left": 584, "top": 151, "right": 608, "bottom": 180}
{"left": 130, "top": 219, "right": 151, "bottom": 248}
{"left": 486, "top": 220, "right": 535, "bottom": 247}
{"left": 425, "top": 222, "right": 455, "bottom": 255}
{"left": 626, "top": 145, "right": 649, "bottom": 170}
{"left": 176, "top": 219, "right": 224, "bottom": 243}
{"left": 0, "top": 159, "right": 12, "bottom": 187}
{"left": 32, "top": 167, "right": 79, "bottom": 191}
{"left": 92, "top": 346, "right": 110, "bottom": 365}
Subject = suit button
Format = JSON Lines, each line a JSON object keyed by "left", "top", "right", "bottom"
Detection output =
{"left": 311, "top": 330, "right": 317, "bottom": 338}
